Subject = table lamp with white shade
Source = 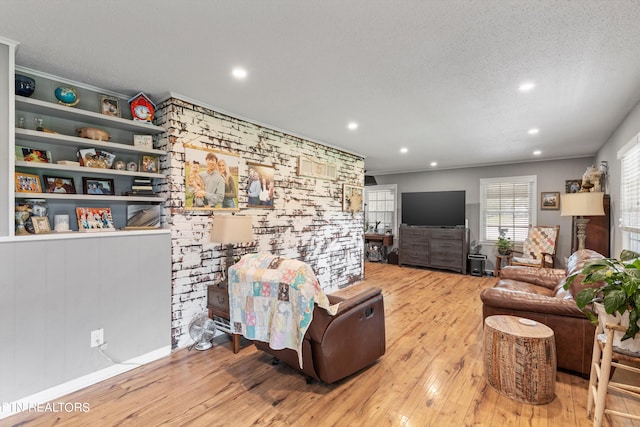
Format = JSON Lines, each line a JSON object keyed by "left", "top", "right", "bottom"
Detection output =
{"left": 560, "top": 192, "right": 605, "bottom": 251}
{"left": 211, "top": 215, "right": 254, "bottom": 283}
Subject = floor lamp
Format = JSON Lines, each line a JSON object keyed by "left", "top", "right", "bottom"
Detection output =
{"left": 211, "top": 215, "right": 254, "bottom": 284}
{"left": 560, "top": 192, "right": 605, "bottom": 251}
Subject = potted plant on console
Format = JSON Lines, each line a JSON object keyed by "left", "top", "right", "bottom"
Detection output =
{"left": 496, "top": 235, "right": 514, "bottom": 256}
{"left": 565, "top": 250, "right": 640, "bottom": 353}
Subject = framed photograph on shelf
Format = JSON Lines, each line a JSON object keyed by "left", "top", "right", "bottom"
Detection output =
{"left": 125, "top": 204, "right": 161, "bottom": 229}
{"left": 76, "top": 207, "right": 116, "bottom": 231}
{"left": 139, "top": 154, "right": 158, "bottom": 173}
{"left": 541, "top": 192, "right": 560, "bottom": 210}
{"left": 99, "top": 94, "right": 121, "bottom": 117}
{"left": 15, "top": 145, "right": 52, "bottom": 163}
{"left": 43, "top": 175, "right": 76, "bottom": 194}
{"left": 184, "top": 144, "right": 240, "bottom": 211}
{"left": 32, "top": 216, "right": 51, "bottom": 234}
{"left": 565, "top": 179, "right": 582, "bottom": 193}
{"left": 247, "top": 162, "right": 275, "bottom": 208}
{"left": 343, "top": 184, "right": 364, "bottom": 214}
{"left": 77, "top": 148, "right": 116, "bottom": 168}
{"left": 82, "top": 177, "right": 115, "bottom": 195}
{"left": 15, "top": 172, "right": 42, "bottom": 193}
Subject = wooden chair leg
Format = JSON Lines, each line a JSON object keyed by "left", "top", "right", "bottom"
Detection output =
{"left": 592, "top": 327, "right": 615, "bottom": 427}
{"left": 586, "top": 324, "right": 603, "bottom": 419}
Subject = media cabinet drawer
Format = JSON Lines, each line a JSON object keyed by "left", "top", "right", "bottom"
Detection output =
{"left": 430, "top": 239, "right": 463, "bottom": 252}
{"left": 402, "top": 241, "right": 430, "bottom": 252}
{"left": 400, "top": 254, "right": 430, "bottom": 266}
{"left": 430, "top": 229, "right": 464, "bottom": 239}
{"left": 430, "top": 255, "right": 463, "bottom": 269}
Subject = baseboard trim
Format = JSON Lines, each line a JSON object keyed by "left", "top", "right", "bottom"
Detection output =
{"left": 0, "top": 345, "right": 171, "bottom": 420}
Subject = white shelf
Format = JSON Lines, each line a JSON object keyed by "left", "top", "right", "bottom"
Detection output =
{"left": 15, "top": 128, "right": 166, "bottom": 155}
{"left": 15, "top": 96, "right": 165, "bottom": 134}
{"left": 15, "top": 192, "right": 164, "bottom": 203}
{"left": 15, "top": 160, "right": 166, "bottom": 179}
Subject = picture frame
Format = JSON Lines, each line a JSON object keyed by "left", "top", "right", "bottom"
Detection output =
{"left": 343, "top": 184, "right": 364, "bottom": 214}
{"left": 32, "top": 216, "right": 51, "bottom": 234}
{"left": 125, "top": 204, "right": 161, "bottom": 229}
{"left": 15, "top": 145, "right": 52, "bottom": 163}
{"left": 247, "top": 162, "right": 275, "bottom": 209}
{"left": 139, "top": 154, "right": 158, "bottom": 173}
{"left": 565, "top": 179, "right": 582, "bottom": 193}
{"left": 76, "top": 207, "right": 116, "bottom": 231}
{"left": 43, "top": 175, "right": 76, "bottom": 194}
{"left": 99, "top": 94, "right": 121, "bottom": 117}
{"left": 77, "top": 148, "right": 116, "bottom": 168}
{"left": 541, "top": 192, "right": 560, "bottom": 210}
{"left": 82, "top": 177, "right": 115, "bottom": 195}
{"left": 184, "top": 144, "right": 240, "bottom": 211}
{"left": 15, "top": 172, "right": 42, "bottom": 193}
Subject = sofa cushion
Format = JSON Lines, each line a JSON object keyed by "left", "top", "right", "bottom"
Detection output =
{"left": 499, "top": 266, "right": 566, "bottom": 291}
{"left": 492, "top": 279, "right": 555, "bottom": 297}
{"left": 564, "top": 249, "right": 606, "bottom": 297}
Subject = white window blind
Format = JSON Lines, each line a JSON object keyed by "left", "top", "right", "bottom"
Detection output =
{"left": 618, "top": 134, "right": 640, "bottom": 233}
{"left": 364, "top": 185, "right": 397, "bottom": 235}
{"left": 480, "top": 176, "right": 537, "bottom": 242}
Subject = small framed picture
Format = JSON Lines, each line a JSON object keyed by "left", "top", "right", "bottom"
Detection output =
{"left": 126, "top": 204, "right": 161, "bottom": 228}
{"left": 133, "top": 135, "right": 153, "bottom": 149}
{"left": 16, "top": 146, "right": 52, "bottom": 163}
{"left": 99, "top": 94, "right": 121, "bottom": 117}
{"left": 15, "top": 172, "right": 42, "bottom": 193}
{"left": 77, "top": 148, "right": 116, "bottom": 169}
{"left": 32, "top": 216, "right": 51, "bottom": 234}
{"left": 82, "top": 177, "right": 115, "bottom": 195}
{"left": 43, "top": 175, "right": 76, "bottom": 194}
{"left": 343, "top": 184, "right": 364, "bottom": 213}
{"left": 140, "top": 155, "right": 158, "bottom": 173}
{"left": 541, "top": 192, "right": 560, "bottom": 210}
{"left": 565, "top": 179, "right": 582, "bottom": 193}
{"left": 76, "top": 207, "right": 116, "bottom": 231}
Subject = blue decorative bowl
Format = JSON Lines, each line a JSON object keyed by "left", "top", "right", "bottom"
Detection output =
{"left": 54, "top": 86, "right": 79, "bottom": 106}
{"left": 15, "top": 74, "right": 36, "bottom": 97}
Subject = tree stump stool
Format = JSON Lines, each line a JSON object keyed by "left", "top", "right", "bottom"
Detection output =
{"left": 484, "top": 315, "right": 556, "bottom": 404}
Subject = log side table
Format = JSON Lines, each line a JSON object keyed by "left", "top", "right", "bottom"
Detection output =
{"left": 483, "top": 315, "right": 556, "bottom": 404}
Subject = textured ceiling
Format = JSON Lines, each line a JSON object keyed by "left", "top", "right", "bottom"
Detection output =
{"left": 2, "top": 1, "right": 640, "bottom": 175}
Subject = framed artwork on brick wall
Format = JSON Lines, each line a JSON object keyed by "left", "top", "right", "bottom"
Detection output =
{"left": 343, "top": 184, "right": 364, "bottom": 214}
{"left": 185, "top": 144, "right": 239, "bottom": 211}
{"left": 247, "top": 163, "right": 275, "bottom": 208}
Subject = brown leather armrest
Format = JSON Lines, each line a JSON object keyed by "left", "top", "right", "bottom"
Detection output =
{"left": 499, "top": 266, "right": 565, "bottom": 290}
{"left": 480, "top": 287, "right": 586, "bottom": 317}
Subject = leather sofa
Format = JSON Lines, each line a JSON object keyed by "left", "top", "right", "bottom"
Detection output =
{"left": 480, "top": 249, "right": 605, "bottom": 376}
{"left": 255, "top": 287, "right": 386, "bottom": 384}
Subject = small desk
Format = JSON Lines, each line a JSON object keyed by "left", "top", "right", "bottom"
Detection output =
{"left": 364, "top": 234, "right": 394, "bottom": 262}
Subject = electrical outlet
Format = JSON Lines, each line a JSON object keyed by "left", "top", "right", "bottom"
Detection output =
{"left": 90, "top": 329, "right": 104, "bottom": 348}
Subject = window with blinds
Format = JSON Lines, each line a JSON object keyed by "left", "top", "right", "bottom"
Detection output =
{"left": 618, "top": 134, "right": 640, "bottom": 250}
{"left": 480, "top": 176, "right": 537, "bottom": 242}
{"left": 364, "top": 185, "right": 397, "bottom": 234}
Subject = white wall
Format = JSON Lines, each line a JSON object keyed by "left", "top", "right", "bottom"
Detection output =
{"left": 596, "top": 98, "right": 640, "bottom": 256}
{"left": 375, "top": 157, "right": 595, "bottom": 270}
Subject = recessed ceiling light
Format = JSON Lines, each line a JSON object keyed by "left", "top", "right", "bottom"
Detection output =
{"left": 400, "top": 147, "right": 408, "bottom": 154}
{"left": 347, "top": 122, "right": 358, "bottom": 130}
{"left": 519, "top": 81, "right": 536, "bottom": 92}
{"left": 528, "top": 128, "right": 539, "bottom": 135}
{"left": 232, "top": 67, "right": 247, "bottom": 79}
{"left": 430, "top": 161, "right": 438, "bottom": 167}
{"left": 533, "top": 150, "right": 542, "bottom": 156}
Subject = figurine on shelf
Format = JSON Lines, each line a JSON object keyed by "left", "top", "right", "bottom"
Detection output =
{"left": 128, "top": 92, "right": 156, "bottom": 124}
{"left": 54, "top": 86, "right": 79, "bottom": 107}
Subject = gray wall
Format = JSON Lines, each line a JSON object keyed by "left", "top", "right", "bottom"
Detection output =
{"left": 376, "top": 157, "right": 595, "bottom": 270}
{"left": 596, "top": 98, "right": 640, "bottom": 257}
{"left": 0, "top": 233, "right": 171, "bottom": 402}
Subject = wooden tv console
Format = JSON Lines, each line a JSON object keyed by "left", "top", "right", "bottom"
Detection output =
{"left": 398, "top": 225, "right": 470, "bottom": 274}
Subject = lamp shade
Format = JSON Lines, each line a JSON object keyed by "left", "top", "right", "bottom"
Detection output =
{"left": 560, "top": 192, "right": 605, "bottom": 217}
{"left": 211, "top": 215, "right": 254, "bottom": 244}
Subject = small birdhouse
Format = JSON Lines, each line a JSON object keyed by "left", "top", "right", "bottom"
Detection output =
{"left": 128, "top": 92, "right": 156, "bottom": 124}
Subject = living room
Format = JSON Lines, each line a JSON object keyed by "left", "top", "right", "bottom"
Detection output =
{"left": 2, "top": 2, "right": 640, "bottom": 426}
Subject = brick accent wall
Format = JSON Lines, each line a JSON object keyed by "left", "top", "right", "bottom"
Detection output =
{"left": 155, "top": 97, "right": 365, "bottom": 348}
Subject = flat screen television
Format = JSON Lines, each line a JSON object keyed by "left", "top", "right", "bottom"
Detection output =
{"left": 401, "top": 190, "right": 466, "bottom": 227}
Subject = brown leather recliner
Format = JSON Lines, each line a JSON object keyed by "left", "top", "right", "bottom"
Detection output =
{"left": 254, "top": 287, "right": 386, "bottom": 384}
{"left": 480, "top": 249, "right": 605, "bottom": 377}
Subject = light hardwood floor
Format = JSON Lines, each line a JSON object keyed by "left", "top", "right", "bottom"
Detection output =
{"left": 5, "top": 263, "right": 640, "bottom": 426}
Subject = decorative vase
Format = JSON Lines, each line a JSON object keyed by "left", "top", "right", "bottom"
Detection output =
{"left": 54, "top": 86, "right": 79, "bottom": 106}
{"left": 15, "top": 205, "right": 31, "bottom": 235}
{"left": 15, "top": 74, "right": 36, "bottom": 97}
{"left": 594, "top": 302, "right": 640, "bottom": 355}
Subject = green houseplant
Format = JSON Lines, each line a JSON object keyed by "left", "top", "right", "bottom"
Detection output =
{"left": 564, "top": 250, "right": 640, "bottom": 342}
{"left": 496, "top": 235, "right": 514, "bottom": 255}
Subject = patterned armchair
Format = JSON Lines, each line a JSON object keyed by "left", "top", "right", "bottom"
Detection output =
{"left": 509, "top": 225, "right": 560, "bottom": 268}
